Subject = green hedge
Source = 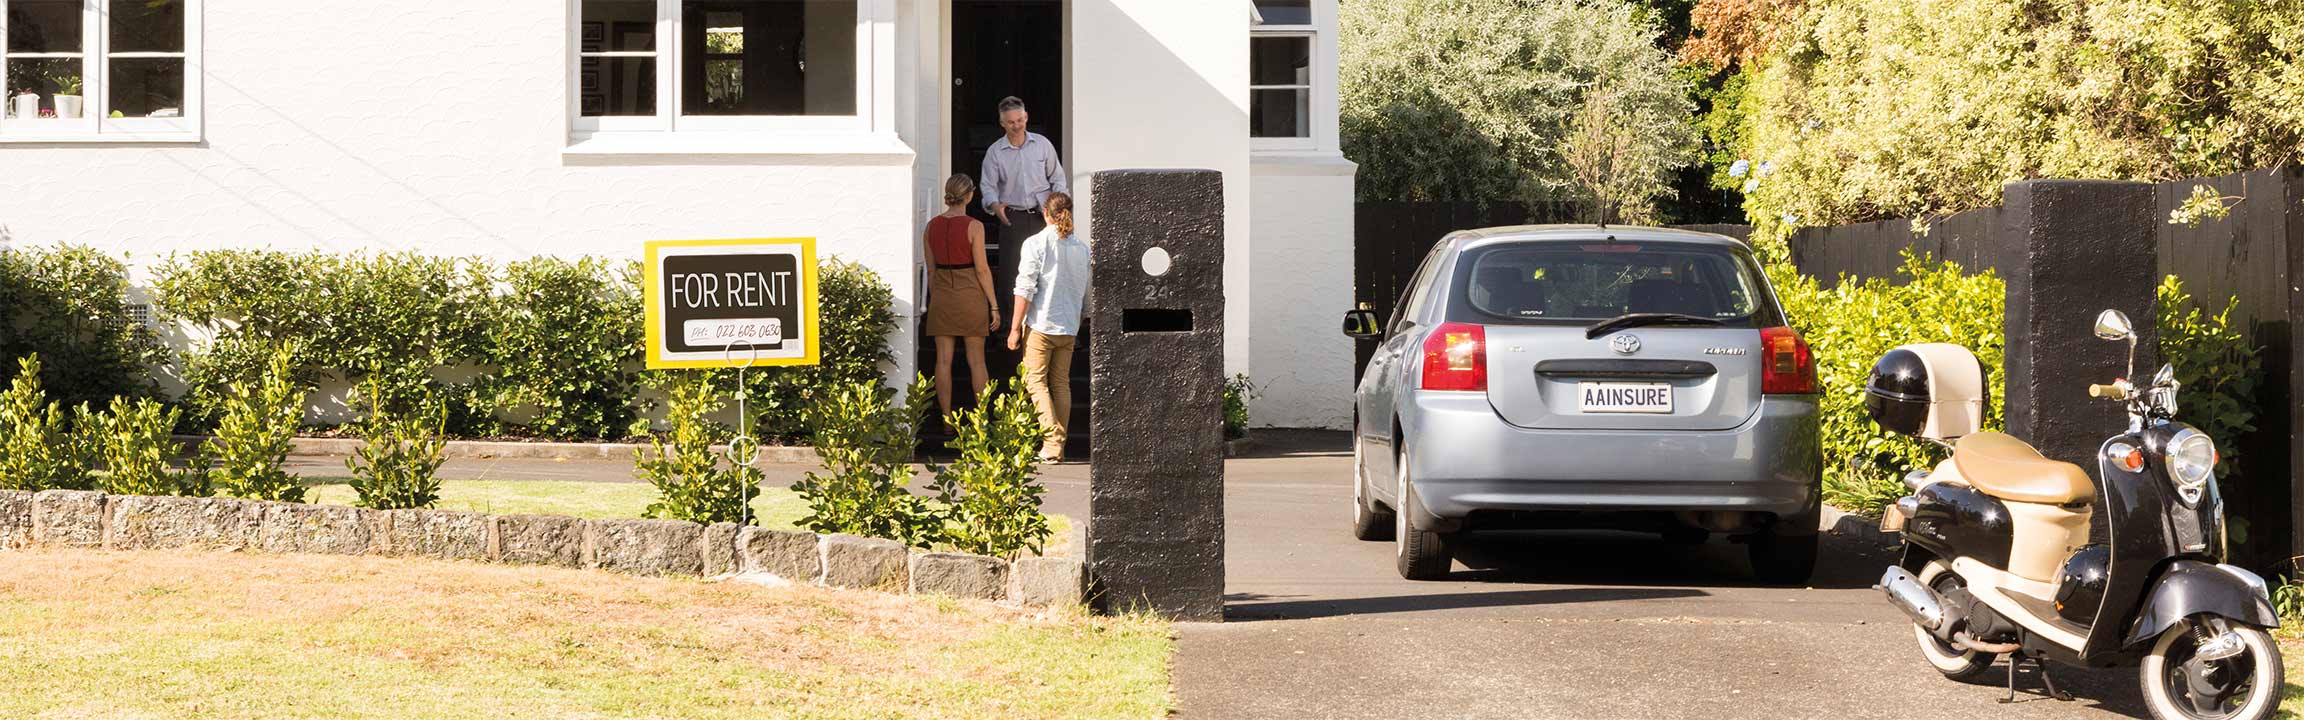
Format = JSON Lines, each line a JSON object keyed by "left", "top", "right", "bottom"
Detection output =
{"left": 137, "top": 249, "right": 897, "bottom": 441}
{"left": 0, "top": 246, "right": 165, "bottom": 410}
{"left": 1776, "top": 253, "right": 2270, "bottom": 528}
{"left": 1772, "top": 252, "right": 2008, "bottom": 514}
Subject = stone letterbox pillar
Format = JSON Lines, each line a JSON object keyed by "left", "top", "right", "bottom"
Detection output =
{"left": 1086, "top": 169, "right": 1226, "bottom": 621}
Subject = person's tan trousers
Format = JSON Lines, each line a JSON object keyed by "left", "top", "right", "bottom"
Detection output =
{"left": 1021, "top": 329, "right": 1077, "bottom": 457}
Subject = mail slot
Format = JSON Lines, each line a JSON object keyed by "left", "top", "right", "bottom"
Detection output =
{"left": 1121, "top": 308, "right": 1193, "bottom": 333}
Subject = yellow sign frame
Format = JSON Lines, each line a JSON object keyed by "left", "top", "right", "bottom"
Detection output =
{"left": 642, "top": 237, "right": 821, "bottom": 370}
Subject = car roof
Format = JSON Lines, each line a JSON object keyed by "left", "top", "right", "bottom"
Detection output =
{"left": 1442, "top": 224, "right": 1750, "bottom": 252}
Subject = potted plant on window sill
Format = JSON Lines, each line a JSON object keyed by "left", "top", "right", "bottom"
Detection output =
{"left": 48, "top": 74, "right": 82, "bottom": 119}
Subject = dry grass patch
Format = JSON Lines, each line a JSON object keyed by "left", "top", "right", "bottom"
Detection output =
{"left": 0, "top": 548, "right": 1168, "bottom": 719}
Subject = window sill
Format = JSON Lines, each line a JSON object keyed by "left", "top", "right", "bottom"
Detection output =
{"left": 563, "top": 131, "right": 916, "bottom": 165}
{"left": 1251, "top": 151, "right": 1358, "bottom": 176}
{"left": 0, "top": 131, "right": 202, "bottom": 145}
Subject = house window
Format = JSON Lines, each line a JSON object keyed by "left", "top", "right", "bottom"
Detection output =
{"left": 1250, "top": 0, "right": 1312, "bottom": 146}
{"left": 1, "top": 0, "right": 199, "bottom": 142}
{"left": 1249, "top": 35, "right": 1309, "bottom": 139}
{"left": 575, "top": 0, "right": 860, "bottom": 134}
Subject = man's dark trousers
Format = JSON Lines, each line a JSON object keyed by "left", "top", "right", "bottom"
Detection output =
{"left": 995, "top": 209, "right": 1046, "bottom": 324}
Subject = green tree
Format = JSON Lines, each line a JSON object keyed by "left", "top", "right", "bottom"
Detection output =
{"left": 1721, "top": 0, "right": 2304, "bottom": 235}
{"left": 1342, "top": 0, "right": 1698, "bottom": 219}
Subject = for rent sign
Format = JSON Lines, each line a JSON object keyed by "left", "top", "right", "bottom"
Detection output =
{"left": 643, "top": 238, "right": 820, "bottom": 369}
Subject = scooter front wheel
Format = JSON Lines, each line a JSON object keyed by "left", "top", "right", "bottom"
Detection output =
{"left": 1911, "top": 561, "right": 1995, "bottom": 680}
{"left": 2140, "top": 617, "right": 2284, "bottom": 720}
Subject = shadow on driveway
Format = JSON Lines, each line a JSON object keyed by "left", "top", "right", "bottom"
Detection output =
{"left": 1224, "top": 586, "right": 1710, "bottom": 621}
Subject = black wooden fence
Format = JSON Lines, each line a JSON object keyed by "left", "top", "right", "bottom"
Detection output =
{"left": 1786, "top": 165, "right": 2303, "bottom": 572}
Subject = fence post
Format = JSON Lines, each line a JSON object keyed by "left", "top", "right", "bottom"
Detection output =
{"left": 2287, "top": 165, "right": 2304, "bottom": 568}
{"left": 1999, "top": 180, "right": 2158, "bottom": 471}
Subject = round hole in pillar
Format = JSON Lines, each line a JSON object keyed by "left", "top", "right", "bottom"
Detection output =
{"left": 1141, "top": 246, "right": 1173, "bottom": 277}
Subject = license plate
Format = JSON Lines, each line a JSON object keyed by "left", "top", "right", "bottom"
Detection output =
{"left": 1578, "top": 382, "right": 1673, "bottom": 414}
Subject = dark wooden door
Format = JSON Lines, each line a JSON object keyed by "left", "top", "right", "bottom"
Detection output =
{"left": 921, "top": 0, "right": 1084, "bottom": 453}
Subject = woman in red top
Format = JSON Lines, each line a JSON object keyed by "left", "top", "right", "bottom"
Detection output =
{"left": 923, "top": 174, "right": 1000, "bottom": 423}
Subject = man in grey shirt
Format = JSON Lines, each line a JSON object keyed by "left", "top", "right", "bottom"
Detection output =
{"left": 981, "top": 96, "right": 1067, "bottom": 322}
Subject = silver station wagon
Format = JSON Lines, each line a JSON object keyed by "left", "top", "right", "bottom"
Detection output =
{"left": 1342, "top": 226, "right": 1823, "bottom": 582}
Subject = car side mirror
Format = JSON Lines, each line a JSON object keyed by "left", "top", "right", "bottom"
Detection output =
{"left": 1342, "top": 304, "right": 1382, "bottom": 339}
{"left": 2093, "top": 309, "right": 2134, "bottom": 340}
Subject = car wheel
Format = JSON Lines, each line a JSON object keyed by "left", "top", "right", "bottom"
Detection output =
{"left": 1748, "top": 532, "right": 1817, "bottom": 585}
{"left": 1351, "top": 434, "right": 1394, "bottom": 541}
{"left": 1394, "top": 446, "right": 1452, "bottom": 580}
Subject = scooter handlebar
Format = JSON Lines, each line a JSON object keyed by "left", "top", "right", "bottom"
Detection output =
{"left": 2088, "top": 383, "right": 2128, "bottom": 400}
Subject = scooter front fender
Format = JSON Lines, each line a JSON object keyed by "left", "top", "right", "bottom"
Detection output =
{"left": 2123, "top": 560, "right": 2281, "bottom": 648}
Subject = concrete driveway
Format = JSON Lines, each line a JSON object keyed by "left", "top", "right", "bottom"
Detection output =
{"left": 1171, "top": 431, "right": 2156, "bottom": 720}
{"left": 298, "top": 435, "right": 2180, "bottom": 718}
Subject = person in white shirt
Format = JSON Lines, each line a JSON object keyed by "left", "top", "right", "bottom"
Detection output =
{"left": 1006, "top": 191, "right": 1090, "bottom": 462}
{"left": 981, "top": 96, "right": 1068, "bottom": 322}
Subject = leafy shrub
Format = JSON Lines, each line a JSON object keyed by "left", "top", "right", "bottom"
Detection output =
{"left": 734, "top": 258, "right": 898, "bottom": 440}
{"left": 90, "top": 396, "right": 203, "bottom": 497}
{"left": 153, "top": 250, "right": 494, "bottom": 431}
{"left": 1723, "top": 0, "right": 2304, "bottom": 235}
{"left": 486, "top": 257, "right": 643, "bottom": 440}
{"left": 0, "top": 246, "right": 164, "bottom": 411}
{"left": 1772, "top": 252, "right": 2006, "bottom": 514}
{"left": 345, "top": 380, "right": 447, "bottom": 510}
{"left": 792, "top": 376, "right": 938, "bottom": 547}
{"left": 931, "top": 377, "right": 1050, "bottom": 558}
{"left": 204, "top": 344, "right": 308, "bottom": 502}
{"left": 0, "top": 355, "right": 86, "bottom": 491}
{"left": 1341, "top": 0, "right": 1696, "bottom": 217}
{"left": 1222, "top": 373, "right": 1258, "bottom": 440}
{"left": 2274, "top": 574, "right": 2304, "bottom": 627}
{"left": 634, "top": 371, "right": 761, "bottom": 524}
{"left": 2155, "top": 277, "right": 2261, "bottom": 485}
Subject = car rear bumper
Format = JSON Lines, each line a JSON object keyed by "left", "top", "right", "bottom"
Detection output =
{"left": 1401, "top": 392, "right": 1820, "bottom": 526}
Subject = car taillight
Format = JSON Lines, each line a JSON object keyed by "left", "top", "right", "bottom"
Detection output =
{"left": 1420, "top": 322, "right": 1487, "bottom": 392}
{"left": 1760, "top": 326, "right": 1817, "bottom": 394}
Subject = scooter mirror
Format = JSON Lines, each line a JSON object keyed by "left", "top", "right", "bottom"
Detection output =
{"left": 2093, "top": 310, "right": 2134, "bottom": 340}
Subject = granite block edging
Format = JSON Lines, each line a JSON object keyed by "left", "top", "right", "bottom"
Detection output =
{"left": 3, "top": 491, "right": 1087, "bottom": 608}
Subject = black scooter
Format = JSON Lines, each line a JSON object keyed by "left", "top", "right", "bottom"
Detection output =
{"left": 1869, "top": 309, "right": 2284, "bottom": 719}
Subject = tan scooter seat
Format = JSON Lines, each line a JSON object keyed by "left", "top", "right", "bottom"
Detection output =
{"left": 1952, "top": 432, "right": 2095, "bottom": 505}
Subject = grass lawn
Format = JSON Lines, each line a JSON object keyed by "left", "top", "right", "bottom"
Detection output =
{"left": 0, "top": 548, "right": 1170, "bottom": 719}
{"left": 302, "top": 480, "right": 1073, "bottom": 556}
{"left": 2284, "top": 637, "right": 2302, "bottom": 719}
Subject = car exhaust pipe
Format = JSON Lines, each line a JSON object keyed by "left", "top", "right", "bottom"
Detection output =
{"left": 1877, "top": 566, "right": 1946, "bottom": 632}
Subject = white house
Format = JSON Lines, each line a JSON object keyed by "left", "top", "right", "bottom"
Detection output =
{"left": 0, "top": 0, "right": 1356, "bottom": 429}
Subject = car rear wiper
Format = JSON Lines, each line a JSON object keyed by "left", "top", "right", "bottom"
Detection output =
{"left": 1584, "top": 313, "right": 1725, "bottom": 339}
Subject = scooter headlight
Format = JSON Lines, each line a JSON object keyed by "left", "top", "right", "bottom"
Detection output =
{"left": 2168, "top": 428, "right": 2216, "bottom": 505}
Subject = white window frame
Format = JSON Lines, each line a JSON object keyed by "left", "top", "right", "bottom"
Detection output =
{"left": 1250, "top": 1, "right": 1316, "bottom": 153}
{"left": 569, "top": 0, "right": 871, "bottom": 138}
{"left": 0, "top": 0, "right": 201, "bottom": 143}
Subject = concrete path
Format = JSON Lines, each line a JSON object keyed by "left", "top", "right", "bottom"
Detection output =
{"left": 292, "top": 436, "right": 2163, "bottom": 718}
{"left": 1175, "top": 431, "right": 2150, "bottom": 720}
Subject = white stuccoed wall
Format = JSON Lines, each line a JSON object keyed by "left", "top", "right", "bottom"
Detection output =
{"left": 1067, "top": 0, "right": 1253, "bottom": 376}
{"left": 0, "top": 0, "right": 920, "bottom": 412}
{"left": 1249, "top": 157, "right": 1356, "bottom": 429}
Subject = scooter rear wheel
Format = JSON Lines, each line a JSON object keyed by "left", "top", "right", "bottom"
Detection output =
{"left": 1912, "top": 562, "right": 1996, "bottom": 680}
{"left": 2140, "top": 617, "right": 2283, "bottom": 720}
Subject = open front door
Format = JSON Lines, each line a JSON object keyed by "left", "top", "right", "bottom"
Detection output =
{"left": 922, "top": 0, "right": 1084, "bottom": 452}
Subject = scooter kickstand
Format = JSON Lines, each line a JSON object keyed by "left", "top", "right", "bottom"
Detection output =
{"left": 2035, "top": 658, "right": 2074, "bottom": 702}
{"left": 1998, "top": 656, "right": 2019, "bottom": 704}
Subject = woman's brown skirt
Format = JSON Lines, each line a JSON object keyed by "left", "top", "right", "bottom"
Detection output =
{"left": 925, "top": 267, "right": 991, "bottom": 337}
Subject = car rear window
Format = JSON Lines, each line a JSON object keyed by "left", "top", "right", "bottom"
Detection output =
{"left": 1446, "top": 240, "right": 1779, "bottom": 326}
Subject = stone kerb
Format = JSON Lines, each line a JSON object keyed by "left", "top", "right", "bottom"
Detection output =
{"left": 0, "top": 489, "right": 33, "bottom": 549}
{"left": 0, "top": 490, "right": 1086, "bottom": 608}
{"left": 911, "top": 552, "right": 1008, "bottom": 601}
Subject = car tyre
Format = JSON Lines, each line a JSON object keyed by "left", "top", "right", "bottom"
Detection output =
{"left": 1351, "top": 435, "right": 1394, "bottom": 541}
{"left": 1394, "top": 447, "right": 1452, "bottom": 580}
{"left": 1748, "top": 532, "right": 1817, "bottom": 585}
